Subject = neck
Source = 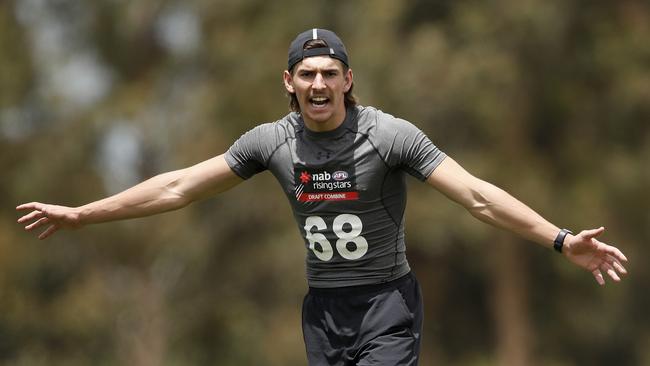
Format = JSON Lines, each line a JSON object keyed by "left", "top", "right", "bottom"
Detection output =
{"left": 302, "top": 106, "right": 347, "bottom": 132}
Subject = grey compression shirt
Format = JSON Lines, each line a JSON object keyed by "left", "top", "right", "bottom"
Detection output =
{"left": 225, "top": 106, "right": 447, "bottom": 288}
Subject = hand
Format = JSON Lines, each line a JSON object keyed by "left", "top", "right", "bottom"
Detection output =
{"left": 563, "top": 227, "right": 628, "bottom": 285}
{"left": 16, "top": 202, "right": 82, "bottom": 240}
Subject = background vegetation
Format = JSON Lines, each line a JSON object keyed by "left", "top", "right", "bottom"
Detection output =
{"left": 1, "top": 1, "right": 648, "bottom": 365}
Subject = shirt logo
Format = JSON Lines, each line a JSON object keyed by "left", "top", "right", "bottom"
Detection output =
{"left": 294, "top": 166, "right": 358, "bottom": 202}
{"left": 299, "top": 171, "right": 311, "bottom": 184}
{"left": 332, "top": 171, "right": 348, "bottom": 181}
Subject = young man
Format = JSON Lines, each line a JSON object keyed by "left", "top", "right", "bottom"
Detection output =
{"left": 17, "top": 28, "right": 628, "bottom": 365}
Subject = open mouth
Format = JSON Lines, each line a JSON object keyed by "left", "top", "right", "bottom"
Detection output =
{"left": 309, "top": 96, "right": 330, "bottom": 108}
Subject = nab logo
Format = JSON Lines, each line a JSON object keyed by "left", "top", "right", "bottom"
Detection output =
{"left": 312, "top": 172, "right": 331, "bottom": 181}
{"left": 332, "top": 171, "right": 349, "bottom": 181}
{"left": 299, "top": 171, "right": 311, "bottom": 184}
{"left": 294, "top": 166, "right": 358, "bottom": 202}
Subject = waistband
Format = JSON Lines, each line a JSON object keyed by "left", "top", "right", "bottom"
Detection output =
{"left": 307, "top": 272, "right": 414, "bottom": 297}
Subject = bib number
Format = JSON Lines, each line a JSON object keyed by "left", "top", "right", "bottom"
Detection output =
{"left": 304, "top": 214, "right": 368, "bottom": 261}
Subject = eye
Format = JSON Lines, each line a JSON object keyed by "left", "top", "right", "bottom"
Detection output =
{"left": 325, "top": 71, "right": 338, "bottom": 77}
{"left": 300, "top": 71, "right": 314, "bottom": 78}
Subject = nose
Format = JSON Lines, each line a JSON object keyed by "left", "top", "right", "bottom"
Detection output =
{"left": 312, "top": 73, "right": 326, "bottom": 90}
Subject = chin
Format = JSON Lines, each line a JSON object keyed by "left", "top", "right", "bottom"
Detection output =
{"left": 305, "top": 110, "right": 333, "bottom": 122}
{"left": 301, "top": 104, "right": 328, "bottom": 116}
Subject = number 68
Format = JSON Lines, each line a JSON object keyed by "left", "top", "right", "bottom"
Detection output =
{"left": 303, "top": 214, "right": 368, "bottom": 261}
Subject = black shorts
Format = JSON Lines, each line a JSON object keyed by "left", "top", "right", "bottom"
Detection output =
{"left": 302, "top": 272, "right": 423, "bottom": 366}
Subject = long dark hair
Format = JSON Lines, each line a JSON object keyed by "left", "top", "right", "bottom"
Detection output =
{"left": 287, "top": 39, "right": 358, "bottom": 113}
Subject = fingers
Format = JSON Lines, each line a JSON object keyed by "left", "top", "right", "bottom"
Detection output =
{"left": 592, "top": 257, "right": 627, "bottom": 286}
{"left": 592, "top": 269, "right": 605, "bottom": 286}
{"left": 16, "top": 208, "right": 57, "bottom": 239}
{"left": 16, "top": 202, "right": 42, "bottom": 211}
{"left": 17, "top": 203, "right": 71, "bottom": 240}
{"left": 16, "top": 203, "right": 50, "bottom": 230}
{"left": 607, "top": 253, "right": 628, "bottom": 274}
{"left": 24, "top": 217, "right": 50, "bottom": 231}
{"left": 601, "top": 262, "right": 621, "bottom": 282}
{"left": 582, "top": 226, "right": 605, "bottom": 240}
{"left": 17, "top": 210, "right": 45, "bottom": 224}
{"left": 39, "top": 224, "right": 59, "bottom": 240}
{"left": 602, "top": 244, "right": 628, "bottom": 263}
{"left": 581, "top": 229, "right": 629, "bottom": 286}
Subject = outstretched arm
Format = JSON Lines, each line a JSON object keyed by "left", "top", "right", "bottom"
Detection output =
{"left": 427, "top": 157, "right": 628, "bottom": 285}
{"left": 17, "top": 154, "right": 242, "bottom": 239}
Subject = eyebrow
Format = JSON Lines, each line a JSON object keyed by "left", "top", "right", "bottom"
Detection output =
{"left": 297, "top": 66, "right": 340, "bottom": 73}
{"left": 297, "top": 67, "right": 341, "bottom": 73}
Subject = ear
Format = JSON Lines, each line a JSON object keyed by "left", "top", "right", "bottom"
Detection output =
{"left": 283, "top": 70, "right": 295, "bottom": 94}
{"left": 343, "top": 68, "right": 353, "bottom": 93}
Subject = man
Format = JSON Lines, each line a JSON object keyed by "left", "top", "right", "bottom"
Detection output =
{"left": 17, "top": 29, "right": 628, "bottom": 365}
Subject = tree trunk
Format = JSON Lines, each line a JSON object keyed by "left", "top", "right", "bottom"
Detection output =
{"left": 491, "top": 234, "right": 534, "bottom": 366}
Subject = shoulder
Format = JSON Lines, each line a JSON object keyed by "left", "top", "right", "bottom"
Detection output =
{"left": 228, "top": 112, "right": 300, "bottom": 160}
{"left": 237, "top": 112, "right": 298, "bottom": 146}
{"left": 253, "top": 112, "right": 298, "bottom": 135}
{"left": 225, "top": 113, "right": 299, "bottom": 178}
{"left": 353, "top": 105, "right": 421, "bottom": 139}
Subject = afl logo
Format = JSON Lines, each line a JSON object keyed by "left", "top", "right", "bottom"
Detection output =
{"left": 332, "top": 171, "right": 349, "bottom": 181}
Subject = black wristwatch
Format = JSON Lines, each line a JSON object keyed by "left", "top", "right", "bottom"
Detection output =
{"left": 553, "top": 229, "right": 573, "bottom": 253}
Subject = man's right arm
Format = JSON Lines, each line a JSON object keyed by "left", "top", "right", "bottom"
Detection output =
{"left": 17, "top": 154, "right": 242, "bottom": 239}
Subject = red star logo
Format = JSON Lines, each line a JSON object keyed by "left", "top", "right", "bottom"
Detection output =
{"left": 299, "top": 171, "right": 311, "bottom": 184}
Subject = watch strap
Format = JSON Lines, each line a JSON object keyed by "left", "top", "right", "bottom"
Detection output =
{"left": 553, "top": 229, "right": 573, "bottom": 253}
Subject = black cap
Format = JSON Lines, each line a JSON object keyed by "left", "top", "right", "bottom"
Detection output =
{"left": 287, "top": 28, "right": 349, "bottom": 71}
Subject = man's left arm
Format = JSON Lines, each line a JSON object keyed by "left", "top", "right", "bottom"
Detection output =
{"left": 426, "top": 156, "right": 628, "bottom": 285}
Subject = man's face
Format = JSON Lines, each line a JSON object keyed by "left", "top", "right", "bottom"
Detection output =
{"left": 283, "top": 56, "right": 353, "bottom": 132}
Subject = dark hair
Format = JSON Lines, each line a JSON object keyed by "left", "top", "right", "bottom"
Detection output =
{"left": 287, "top": 39, "right": 357, "bottom": 113}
